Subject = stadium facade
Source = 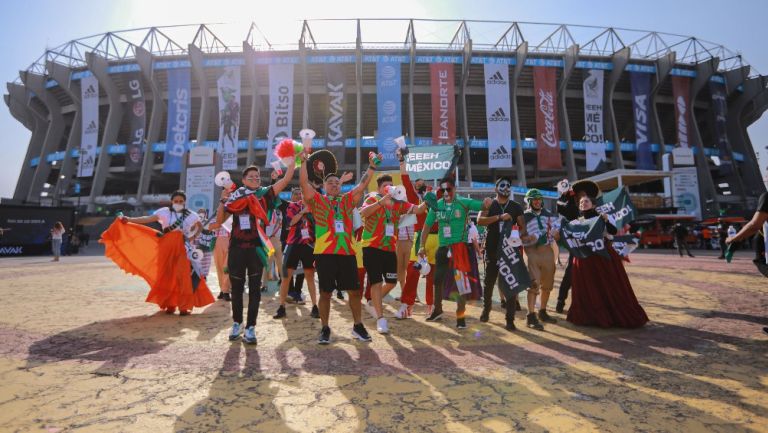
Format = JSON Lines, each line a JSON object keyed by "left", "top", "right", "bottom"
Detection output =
{"left": 4, "top": 20, "right": 767, "bottom": 218}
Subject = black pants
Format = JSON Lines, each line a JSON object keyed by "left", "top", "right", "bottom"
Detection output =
{"left": 228, "top": 247, "right": 264, "bottom": 327}
{"left": 676, "top": 239, "right": 693, "bottom": 256}
{"left": 289, "top": 274, "right": 304, "bottom": 298}
{"left": 557, "top": 253, "right": 574, "bottom": 303}
{"left": 484, "top": 252, "right": 521, "bottom": 321}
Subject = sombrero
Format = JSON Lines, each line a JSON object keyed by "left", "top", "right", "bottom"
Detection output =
{"left": 306, "top": 150, "right": 338, "bottom": 185}
{"left": 571, "top": 179, "right": 601, "bottom": 198}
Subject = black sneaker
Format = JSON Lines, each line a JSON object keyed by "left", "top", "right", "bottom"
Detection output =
{"left": 217, "top": 291, "right": 224, "bottom": 300}
{"left": 336, "top": 290, "right": 345, "bottom": 300}
{"left": 515, "top": 300, "right": 523, "bottom": 311}
{"left": 222, "top": 292, "right": 231, "bottom": 302}
{"left": 311, "top": 305, "right": 320, "bottom": 319}
{"left": 260, "top": 286, "right": 268, "bottom": 293}
{"left": 456, "top": 318, "right": 467, "bottom": 329}
{"left": 505, "top": 319, "right": 516, "bottom": 332}
{"left": 538, "top": 309, "right": 557, "bottom": 324}
{"left": 479, "top": 309, "right": 490, "bottom": 323}
{"left": 318, "top": 326, "right": 331, "bottom": 345}
{"left": 555, "top": 300, "right": 565, "bottom": 314}
{"left": 500, "top": 299, "right": 507, "bottom": 309}
{"left": 273, "top": 305, "right": 286, "bottom": 319}
{"left": 526, "top": 313, "right": 544, "bottom": 330}
{"left": 352, "top": 323, "right": 372, "bottom": 342}
{"left": 426, "top": 309, "right": 443, "bottom": 322}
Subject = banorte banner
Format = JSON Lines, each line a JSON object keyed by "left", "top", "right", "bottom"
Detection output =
{"left": 267, "top": 64, "right": 294, "bottom": 168}
{"left": 376, "top": 61, "right": 402, "bottom": 168}
{"left": 671, "top": 76, "right": 694, "bottom": 166}
{"left": 484, "top": 64, "right": 512, "bottom": 168}
{"left": 631, "top": 72, "right": 655, "bottom": 170}
{"left": 78, "top": 74, "right": 99, "bottom": 178}
{"left": 124, "top": 72, "right": 146, "bottom": 173}
{"left": 162, "top": 68, "right": 191, "bottom": 174}
{"left": 709, "top": 81, "right": 733, "bottom": 174}
{"left": 583, "top": 69, "right": 606, "bottom": 172}
{"left": 533, "top": 67, "right": 562, "bottom": 170}
{"left": 430, "top": 63, "right": 456, "bottom": 145}
{"left": 325, "top": 64, "right": 346, "bottom": 164}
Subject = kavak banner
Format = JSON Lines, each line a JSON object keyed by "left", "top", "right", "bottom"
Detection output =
{"left": 583, "top": 69, "right": 606, "bottom": 172}
{"left": 78, "top": 74, "right": 99, "bottom": 178}
{"left": 267, "top": 63, "right": 294, "bottom": 168}
{"left": 163, "top": 68, "right": 191, "bottom": 174}
{"left": 325, "top": 64, "right": 346, "bottom": 164}
{"left": 534, "top": 67, "right": 562, "bottom": 170}
{"left": 596, "top": 187, "right": 636, "bottom": 229}
{"left": 217, "top": 67, "right": 241, "bottom": 170}
{"left": 376, "top": 61, "right": 402, "bottom": 168}
{"left": 403, "top": 145, "right": 455, "bottom": 180}
{"left": 124, "top": 72, "right": 146, "bottom": 173}
{"left": 496, "top": 220, "right": 531, "bottom": 300}
{"left": 671, "top": 76, "right": 694, "bottom": 165}
{"left": 631, "top": 72, "right": 654, "bottom": 170}
{"left": 709, "top": 81, "right": 733, "bottom": 175}
{"left": 559, "top": 216, "right": 610, "bottom": 259}
{"left": 484, "top": 64, "right": 512, "bottom": 168}
{"left": 430, "top": 63, "right": 456, "bottom": 145}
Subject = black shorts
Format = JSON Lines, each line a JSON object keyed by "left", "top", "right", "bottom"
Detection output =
{"left": 315, "top": 254, "right": 359, "bottom": 292}
{"left": 283, "top": 243, "right": 315, "bottom": 275}
{"left": 363, "top": 247, "right": 398, "bottom": 285}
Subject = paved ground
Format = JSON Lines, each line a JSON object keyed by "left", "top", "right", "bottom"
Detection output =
{"left": 0, "top": 248, "right": 766, "bottom": 433}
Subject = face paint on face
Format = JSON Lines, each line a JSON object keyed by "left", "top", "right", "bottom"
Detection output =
{"left": 496, "top": 181, "right": 511, "bottom": 197}
{"left": 242, "top": 170, "right": 261, "bottom": 190}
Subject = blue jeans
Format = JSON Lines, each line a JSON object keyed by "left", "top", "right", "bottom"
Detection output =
{"left": 52, "top": 239, "right": 62, "bottom": 258}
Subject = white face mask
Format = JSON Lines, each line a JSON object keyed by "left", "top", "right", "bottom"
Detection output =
{"left": 172, "top": 203, "right": 184, "bottom": 212}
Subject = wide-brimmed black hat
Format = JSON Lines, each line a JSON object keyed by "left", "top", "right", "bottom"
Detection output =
{"left": 306, "top": 150, "right": 338, "bottom": 185}
{"left": 571, "top": 179, "right": 601, "bottom": 198}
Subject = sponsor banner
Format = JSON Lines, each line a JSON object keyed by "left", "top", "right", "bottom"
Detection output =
{"left": 631, "top": 72, "right": 654, "bottom": 169}
{"left": 484, "top": 64, "right": 512, "bottom": 168}
{"left": 596, "top": 187, "right": 636, "bottom": 229}
{"left": 496, "top": 220, "right": 531, "bottom": 300}
{"left": 671, "top": 76, "right": 695, "bottom": 165}
{"left": 559, "top": 216, "right": 610, "bottom": 259}
{"left": 403, "top": 145, "right": 455, "bottom": 180}
{"left": 672, "top": 166, "right": 702, "bottom": 220}
{"left": 583, "top": 69, "right": 606, "bottom": 172}
{"left": 533, "top": 67, "right": 562, "bottom": 170}
{"left": 185, "top": 165, "right": 216, "bottom": 217}
{"left": 124, "top": 72, "right": 146, "bottom": 172}
{"left": 267, "top": 64, "right": 294, "bottom": 168}
{"left": 430, "top": 63, "right": 456, "bottom": 145}
{"left": 709, "top": 81, "right": 733, "bottom": 174}
{"left": 163, "top": 69, "right": 191, "bottom": 173}
{"left": 217, "top": 67, "right": 241, "bottom": 170}
{"left": 376, "top": 61, "right": 402, "bottom": 168}
{"left": 78, "top": 75, "right": 99, "bottom": 177}
{"left": 325, "top": 64, "right": 346, "bottom": 164}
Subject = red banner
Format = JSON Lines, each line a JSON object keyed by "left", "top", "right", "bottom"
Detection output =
{"left": 671, "top": 76, "right": 691, "bottom": 149}
{"left": 430, "top": 63, "right": 456, "bottom": 144}
{"left": 533, "top": 67, "right": 562, "bottom": 170}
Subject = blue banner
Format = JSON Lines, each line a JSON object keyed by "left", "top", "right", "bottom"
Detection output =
{"left": 709, "top": 81, "right": 733, "bottom": 174}
{"left": 631, "top": 72, "right": 654, "bottom": 170}
{"left": 163, "top": 69, "right": 191, "bottom": 173}
{"left": 376, "top": 61, "right": 402, "bottom": 168}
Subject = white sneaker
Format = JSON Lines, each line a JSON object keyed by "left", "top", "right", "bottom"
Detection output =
{"left": 365, "top": 301, "right": 378, "bottom": 319}
{"left": 425, "top": 304, "right": 434, "bottom": 317}
{"left": 377, "top": 317, "right": 389, "bottom": 334}
{"left": 395, "top": 304, "right": 412, "bottom": 320}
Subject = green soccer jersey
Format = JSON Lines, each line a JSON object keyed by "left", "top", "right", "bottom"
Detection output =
{"left": 424, "top": 196, "right": 484, "bottom": 247}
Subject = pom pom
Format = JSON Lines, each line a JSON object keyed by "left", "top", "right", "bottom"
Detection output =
{"left": 275, "top": 138, "right": 298, "bottom": 159}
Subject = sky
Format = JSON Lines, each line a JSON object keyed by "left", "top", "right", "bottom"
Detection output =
{"left": 1, "top": 0, "right": 767, "bottom": 199}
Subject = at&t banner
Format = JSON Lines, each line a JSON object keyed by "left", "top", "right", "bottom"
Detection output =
{"left": 163, "top": 69, "right": 191, "bottom": 174}
{"left": 484, "top": 64, "right": 512, "bottom": 168}
{"left": 533, "top": 67, "right": 562, "bottom": 170}
{"left": 376, "top": 61, "right": 402, "bottom": 168}
{"left": 217, "top": 67, "right": 241, "bottom": 170}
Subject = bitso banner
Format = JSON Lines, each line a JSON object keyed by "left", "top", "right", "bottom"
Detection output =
{"left": 484, "top": 64, "right": 512, "bottom": 168}
{"left": 267, "top": 63, "right": 294, "bottom": 168}
{"left": 325, "top": 64, "right": 346, "bottom": 164}
{"left": 430, "top": 63, "right": 456, "bottom": 145}
{"left": 78, "top": 75, "right": 99, "bottom": 177}
{"left": 533, "top": 67, "right": 562, "bottom": 170}
{"left": 671, "top": 76, "right": 694, "bottom": 165}
{"left": 162, "top": 68, "right": 191, "bottom": 174}
{"left": 376, "top": 61, "right": 402, "bottom": 168}
{"left": 709, "top": 81, "right": 733, "bottom": 174}
{"left": 583, "top": 69, "right": 606, "bottom": 172}
{"left": 630, "top": 72, "right": 654, "bottom": 170}
{"left": 217, "top": 67, "right": 241, "bottom": 170}
{"left": 124, "top": 72, "right": 146, "bottom": 173}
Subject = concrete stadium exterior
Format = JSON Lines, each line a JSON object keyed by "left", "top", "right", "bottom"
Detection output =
{"left": 4, "top": 20, "right": 767, "bottom": 217}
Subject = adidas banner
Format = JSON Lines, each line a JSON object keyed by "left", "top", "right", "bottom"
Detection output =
{"left": 533, "top": 67, "right": 562, "bottom": 170}
{"left": 267, "top": 63, "right": 294, "bottom": 168}
{"left": 376, "top": 61, "right": 402, "bottom": 168}
{"left": 596, "top": 187, "right": 636, "bottom": 229}
{"left": 671, "top": 76, "right": 694, "bottom": 165}
{"left": 583, "top": 69, "right": 606, "bottom": 172}
{"left": 484, "top": 64, "right": 512, "bottom": 168}
{"left": 325, "top": 64, "right": 346, "bottom": 164}
{"left": 496, "top": 219, "right": 531, "bottom": 300}
{"left": 124, "top": 72, "right": 146, "bottom": 173}
{"left": 163, "top": 68, "right": 191, "bottom": 174}
{"left": 430, "top": 63, "right": 456, "bottom": 145}
{"left": 559, "top": 215, "right": 610, "bottom": 259}
{"left": 78, "top": 75, "right": 99, "bottom": 178}
{"left": 709, "top": 81, "right": 733, "bottom": 175}
{"left": 631, "top": 72, "right": 654, "bottom": 170}
{"left": 217, "top": 67, "right": 241, "bottom": 170}
{"left": 403, "top": 145, "right": 455, "bottom": 180}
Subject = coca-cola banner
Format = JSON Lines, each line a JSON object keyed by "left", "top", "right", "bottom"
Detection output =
{"left": 325, "top": 64, "right": 346, "bottom": 164}
{"left": 430, "top": 63, "right": 456, "bottom": 145}
{"left": 217, "top": 67, "right": 241, "bottom": 170}
{"left": 533, "top": 67, "right": 562, "bottom": 170}
{"left": 484, "top": 64, "right": 512, "bottom": 168}
{"left": 583, "top": 69, "right": 606, "bottom": 172}
{"left": 630, "top": 72, "right": 654, "bottom": 170}
{"left": 709, "top": 81, "right": 733, "bottom": 174}
{"left": 671, "top": 76, "right": 694, "bottom": 165}
{"left": 124, "top": 72, "right": 146, "bottom": 173}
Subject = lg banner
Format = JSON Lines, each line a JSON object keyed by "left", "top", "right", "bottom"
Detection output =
{"left": 124, "top": 72, "right": 146, "bottom": 173}
{"left": 430, "top": 63, "right": 456, "bottom": 145}
{"left": 78, "top": 75, "right": 99, "bottom": 177}
{"left": 267, "top": 64, "right": 294, "bottom": 168}
{"left": 583, "top": 69, "right": 606, "bottom": 172}
{"left": 162, "top": 69, "right": 191, "bottom": 174}
{"left": 630, "top": 72, "right": 654, "bottom": 170}
{"left": 217, "top": 67, "right": 241, "bottom": 170}
{"left": 709, "top": 81, "right": 733, "bottom": 174}
{"left": 325, "top": 65, "right": 346, "bottom": 164}
{"left": 671, "top": 76, "right": 694, "bottom": 165}
{"left": 376, "top": 61, "right": 402, "bottom": 168}
{"left": 484, "top": 64, "right": 512, "bottom": 168}
{"left": 533, "top": 67, "right": 562, "bottom": 170}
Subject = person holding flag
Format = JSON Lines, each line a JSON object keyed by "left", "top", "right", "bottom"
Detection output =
{"left": 522, "top": 188, "right": 560, "bottom": 330}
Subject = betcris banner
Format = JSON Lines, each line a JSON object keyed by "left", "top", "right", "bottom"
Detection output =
{"left": 630, "top": 72, "right": 654, "bottom": 170}
{"left": 163, "top": 68, "right": 191, "bottom": 173}
{"left": 376, "top": 61, "right": 402, "bottom": 168}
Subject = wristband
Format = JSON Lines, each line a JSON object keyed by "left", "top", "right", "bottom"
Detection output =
{"left": 369, "top": 165, "right": 376, "bottom": 171}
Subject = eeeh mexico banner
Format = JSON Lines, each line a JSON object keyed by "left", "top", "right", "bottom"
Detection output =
{"left": 484, "top": 64, "right": 512, "bottom": 168}
{"left": 78, "top": 74, "right": 99, "bottom": 178}
{"left": 596, "top": 187, "right": 636, "bottom": 229}
{"left": 217, "top": 67, "right": 241, "bottom": 170}
{"left": 376, "top": 61, "right": 402, "bottom": 168}
{"left": 162, "top": 68, "right": 191, "bottom": 174}
{"left": 496, "top": 220, "right": 531, "bottom": 300}
{"left": 671, "top": 76, "right": 694, "bottom": 165}
{"left": 267, "top": 64, "right": 294, "bottom": 168}
{"left": 430, "top": 63, "right": 456, "bottom": 145}
{"left": 630, "top": 72, "right": 655, "bottom": 170}
{"left": 709, "top": 81, "right": 733, "bottom": 174}
{"left": 533, "top": 66, "right": 562, "bottom": 170}
{"left": 325, "top": 64, "right": 346, "bottom": 164}
{"left": 583, "top": 69, "right": 607, "bottom": 172}
{"left": 124, "top": 72, "right": 146, "bottom": 173}
{"left": 559, "top": 216, "right": 610, "bottom": 259}
{"left": 403, "top": 145, "right": 455, "bottom": 180}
